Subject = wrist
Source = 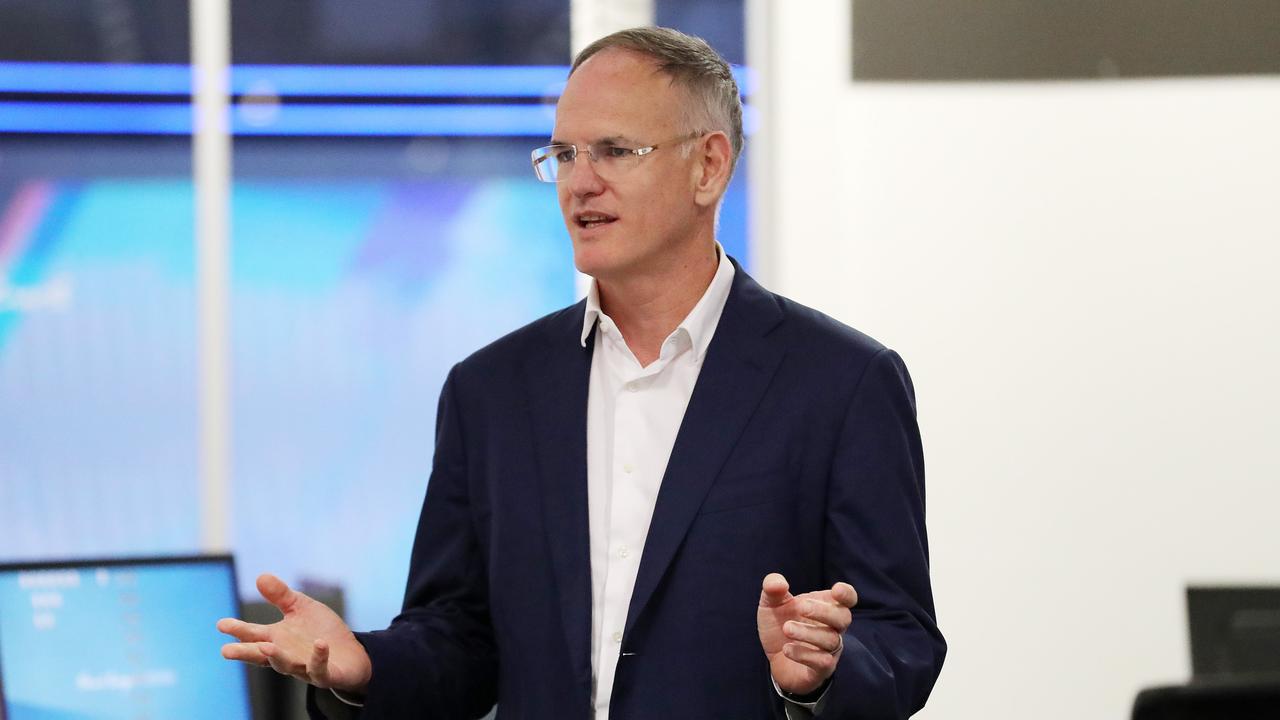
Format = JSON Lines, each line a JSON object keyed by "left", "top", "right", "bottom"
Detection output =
{"left": 779, "top": 676, "right": 831, "bottom": 704}
{"left": 335, "top": 637, "right": 373, "bottom": 695}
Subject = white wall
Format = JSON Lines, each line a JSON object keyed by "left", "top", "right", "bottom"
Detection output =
{"left": 762, "top": 2, "right": 1280, "bottom": 717}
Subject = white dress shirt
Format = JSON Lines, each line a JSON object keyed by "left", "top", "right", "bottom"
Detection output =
{"left": 581, "top": 244, "right": 734, "bottom": 719}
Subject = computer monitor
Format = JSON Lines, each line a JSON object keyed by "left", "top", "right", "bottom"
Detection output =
{"left": 0, "top": 554, "right": 253, "bottom": 720}
{"left": 1188, "top": 585, "right": 1280, "bottom": 679}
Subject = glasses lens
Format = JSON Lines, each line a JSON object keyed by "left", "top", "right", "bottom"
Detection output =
{"left": 587, "top": 143, "right": 646, "bottom": 181}
{"left": 531, "top": 145, "right": 574, "bottom": 182}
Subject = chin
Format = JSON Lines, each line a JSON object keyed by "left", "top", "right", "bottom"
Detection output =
{"left": 572, "top": 252, "right": 608, "bottom": 280}
{"left": 570, "top": 238, "right": 616, "bottom": 279}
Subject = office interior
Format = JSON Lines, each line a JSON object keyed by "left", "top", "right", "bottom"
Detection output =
{"left": 1, "top": 1, "right": 1277, "bottom": 718}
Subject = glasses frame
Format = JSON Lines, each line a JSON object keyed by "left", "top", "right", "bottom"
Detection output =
{"left": 530, "top": 131, "right": 706, "bottom": 183}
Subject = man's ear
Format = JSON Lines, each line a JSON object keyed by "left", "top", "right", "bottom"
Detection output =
{"left": 692, "top": 131, "right": 734, "bottom": 208}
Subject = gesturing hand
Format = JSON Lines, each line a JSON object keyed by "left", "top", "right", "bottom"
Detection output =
{"left": 757, "top": 572, "right": 857, "bottom": 696}
{"left": 217, "top": 573, "right": 372, "bottom": 695}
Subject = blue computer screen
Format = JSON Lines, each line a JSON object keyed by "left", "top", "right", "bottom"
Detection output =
{"left": 0, "top": 558, "right": 251, "bottom": 720}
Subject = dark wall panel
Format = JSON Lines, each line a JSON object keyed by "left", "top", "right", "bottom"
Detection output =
{"left": 852, "top": 0, "right": 1280, "bottom": 81}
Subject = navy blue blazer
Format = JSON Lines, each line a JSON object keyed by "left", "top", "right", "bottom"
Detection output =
{"left": 330, "top": 261, "right": 944, "bottom": 719}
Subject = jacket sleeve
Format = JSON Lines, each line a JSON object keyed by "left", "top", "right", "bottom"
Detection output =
{"left": 311, "top": 365, "right": 499, "bottom": 720}
{"left": 820, "top": 348, "right": 946, "bottom": 718}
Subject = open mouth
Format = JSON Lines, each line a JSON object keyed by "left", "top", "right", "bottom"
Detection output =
{"left": 575, "top": 212, "right": 618, "bottom": 229}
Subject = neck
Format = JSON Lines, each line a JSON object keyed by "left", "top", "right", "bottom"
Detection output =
{"left": 597, "top": 240, "right": 719, "bottom": 367}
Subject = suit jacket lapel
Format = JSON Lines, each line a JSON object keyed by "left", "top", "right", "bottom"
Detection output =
{"left": 526, "top": 300, "right": 595, "bottom": 694}
{"left": 624, "top": 265, "right": 786, "bottom": 638}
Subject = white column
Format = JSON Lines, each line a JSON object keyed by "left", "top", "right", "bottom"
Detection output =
{"left": 745, "top": 0, "right": 775, "bottom": 287}
{"left": 570, "top": 0, "right": 654, "bottom": 56}
{"left": 192, "top": 0, "right": 232, "bottom": 553}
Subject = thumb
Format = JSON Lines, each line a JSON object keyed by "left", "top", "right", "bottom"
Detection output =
{"left": 759, "top": 572, "right": 793, "bottom": 608}
{"left": 832, "top": 581, "right": 859, "bottom": 608}
{"left": 257, "top": 573, "right": 300, "bottom": 614}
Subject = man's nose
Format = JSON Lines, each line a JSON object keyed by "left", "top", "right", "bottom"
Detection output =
{"left": 567, "top": 154, "right": 605, "bottom": 197}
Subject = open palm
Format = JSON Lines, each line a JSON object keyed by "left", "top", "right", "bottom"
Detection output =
{"left": 217, "top": 574, "right": 372, "bottom": 694}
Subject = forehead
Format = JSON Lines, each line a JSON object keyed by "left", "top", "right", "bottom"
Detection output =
{"left": 553, "top": 49, "right": 684, "bottom": 142}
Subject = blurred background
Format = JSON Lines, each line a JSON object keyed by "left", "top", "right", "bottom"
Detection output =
{"left": 1, "top": 1, "right": 1277, "bottom": 718}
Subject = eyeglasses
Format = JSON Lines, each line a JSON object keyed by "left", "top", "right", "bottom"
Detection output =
{"left": 530, "top": 132, "right": 704, "bottom": 183}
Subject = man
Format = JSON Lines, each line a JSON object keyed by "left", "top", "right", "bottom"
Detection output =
{"left": 219, "top": 27, "right": 945, "bottom": 719}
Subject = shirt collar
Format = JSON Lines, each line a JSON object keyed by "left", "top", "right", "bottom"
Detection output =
{"left": 580, "top": 242, "right": 735, "bottom": 363}
{"left": 581, "top": 278, "right": 604, "bottom": 347}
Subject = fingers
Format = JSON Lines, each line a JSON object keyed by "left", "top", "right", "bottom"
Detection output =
{"left": 782, "top": 641, "right": 839, "bottom": 676}
{"left": 831, "top": 581, "right": 858, "bottom": 608}
{"left": 221, "top": 641, "right": 270, "bottom": 666}
{"left": 224, "top": 637, "right": 325, "bottom": 687}
{"left": 307, "top": 640, "right": 331, "bottom": 687}
{"left": 260, "top": 641, "right": 310, "bottom": 683}
{"left": 257, "top": 573, "right": 299, "bottom": 614}
{"left": 759, "top": 573, "right": 793, "bottom": 608}
{"left": 798, "top": 597, "right": 852, "bottom": 633}
{"left": 216, "top": 617, "right": 271, "bottom": 643}
{"left": 253, "top": 638, "right": 334, "bottom": 687}
{"left": 259, "top": 641, "right": 292, "bottom": 677}
{"left": 783, "top": 620, "right": 842, "bottom": 653}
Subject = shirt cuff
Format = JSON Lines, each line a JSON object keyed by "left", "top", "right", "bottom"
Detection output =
{"left": 331, "top": 688, "right": 366, "bottom": 707}
{"left": 772, "top": 676, "right": 831, "bottom": 718}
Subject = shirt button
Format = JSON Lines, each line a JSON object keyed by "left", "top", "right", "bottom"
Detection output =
{"left": 611, "top": 631, "right": 623, "bottom": 643}
{"left": 618, "top": 546, "right": 629, "bottom": 559}
{"left": 626, "top": 382, "right": 640, "bottom": 392}
{"left": 622, "top": 463, "right": 634, "bottom": 474}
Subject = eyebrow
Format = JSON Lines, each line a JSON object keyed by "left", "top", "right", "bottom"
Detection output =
{"left": 546, "top": 134, "right": 638, "bottom": 146}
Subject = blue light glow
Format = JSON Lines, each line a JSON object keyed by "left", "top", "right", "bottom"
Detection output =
{"left": 0, "top": 102, "right": 556, "bottom": 136}
{"left": 0, "top": 62, "right": 752, "bottom": 98}
{"left": 0, "top": 62, "right": 754, "bottom": 136}
{"left": 0, "top": 63, "right": 567, "bottom": 97}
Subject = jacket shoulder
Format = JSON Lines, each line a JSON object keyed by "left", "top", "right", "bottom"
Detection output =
{"left": 765, "top": 291, "right": 917, "bottom": 413}
{"left": 771, "top": 292, "right": 889, "bottom": 362}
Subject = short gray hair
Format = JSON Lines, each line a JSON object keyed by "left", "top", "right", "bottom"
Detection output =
{"left": 570, "top": 27, "right": 744, "bottom": 174}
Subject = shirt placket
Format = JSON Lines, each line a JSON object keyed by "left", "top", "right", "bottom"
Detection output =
{"left": 595, "top": 344, "right": 668, "bottom": 714}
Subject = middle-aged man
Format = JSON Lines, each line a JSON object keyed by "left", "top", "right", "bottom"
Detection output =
{"left": 219, "top": 27, "right": 945, "bottom": 719}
